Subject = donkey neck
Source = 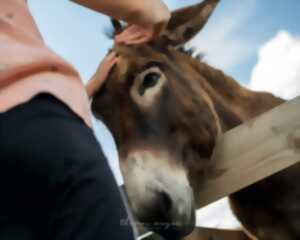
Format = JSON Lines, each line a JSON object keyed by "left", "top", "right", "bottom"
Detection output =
{"left": 190, "top": 59, "right": 284, "bottom": 131}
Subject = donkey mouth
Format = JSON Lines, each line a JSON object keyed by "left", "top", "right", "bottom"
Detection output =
{"left": 121, "top": 150, "right": 196, "bottom": 238}
{"left": 134, "top": 181, "right": 195, "bottom": 237}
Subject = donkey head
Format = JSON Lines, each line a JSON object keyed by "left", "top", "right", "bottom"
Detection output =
{"left": 92, "top": 0, "right": 221, "bottom": 238}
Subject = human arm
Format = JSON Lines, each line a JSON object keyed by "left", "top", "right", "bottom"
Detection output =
{"left": 71, "top": 0, "right": 170, "bottom": 29}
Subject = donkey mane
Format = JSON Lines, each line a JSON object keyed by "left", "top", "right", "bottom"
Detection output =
{"left": 163, "top": 43, "right": 286, "bottom": 141}
{"left": 177, "top": 46, "right": 205, "bottom": 61}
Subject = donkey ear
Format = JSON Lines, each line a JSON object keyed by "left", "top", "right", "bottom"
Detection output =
{"left": 111, "top": 18, "right": 123, "bottom": 36}
{"left": 161, "top": 0, "right": 220, "bottom": 46}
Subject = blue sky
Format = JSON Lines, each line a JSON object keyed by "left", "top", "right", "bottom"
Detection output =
{"left": 28, "top": 0, "right": 300, "bottom": 85}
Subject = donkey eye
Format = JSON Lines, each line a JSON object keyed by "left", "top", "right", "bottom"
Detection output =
{"left": 143, "top": 72, "right": 160, "bottom": 88}
{"left": 138, "top": 72, "right": 161, "bottom": 96}
{"left": 131, "top": 65, "right": 166, "bottom": 105}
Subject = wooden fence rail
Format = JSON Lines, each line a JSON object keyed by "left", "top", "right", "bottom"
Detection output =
{"left": 141, "top": 227, "right": 250, "bottom": 240}
{"left": 194, "top": 96, "right": 300, "bottom": 208}
{"left": 185, "top": 227, "right": 250, "bottom": 240}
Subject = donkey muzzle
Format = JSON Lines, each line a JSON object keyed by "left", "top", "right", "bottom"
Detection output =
{"left": 122, "top": 150, "right": 196, "bottom": 238}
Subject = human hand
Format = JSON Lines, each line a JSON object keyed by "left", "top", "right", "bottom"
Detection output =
{"left": 95, "top": 51, "right": 118, "bottom": 80}
{"left": 115, "top": 23, "right": 165, "bottom": 45}
{"left": 72, "top": 0, "right": 170, "bottom": 44}
{"left": 86, "top": 52, "right": 118, "bottom": 98}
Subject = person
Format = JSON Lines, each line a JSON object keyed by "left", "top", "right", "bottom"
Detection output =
{"left": 0, "top": 0, "right": 170, "bottom": 240}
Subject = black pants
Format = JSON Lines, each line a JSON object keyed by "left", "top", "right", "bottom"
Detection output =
{"left": 0, "top": 94, "right": 135, "bottom": 240}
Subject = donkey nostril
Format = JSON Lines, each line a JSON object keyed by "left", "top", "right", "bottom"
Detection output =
{"left": 159, "top": 191, "right": 173, "bottom": 216}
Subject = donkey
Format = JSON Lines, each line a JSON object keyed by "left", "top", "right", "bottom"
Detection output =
{"left": 91, "top": 0, "right": 300, "bottom": 239}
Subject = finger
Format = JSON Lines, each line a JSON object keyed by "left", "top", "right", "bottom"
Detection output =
{"left": 106, "top": 51, "right": 117, "bottom": 58}
{"left": 108, "top": 56, "right": 119, "bottom": 66}
{"left": 96, "top": 54, "right": 118, "bottom": 74}
{"left": 115, "top": 25, "right": 137, "bottom": 41}
{"left": 121, "top": 28, "right": 150, "bottom": 41}
{"left": 105, "top": 57, "right": 119, "bottom": 72}
{"left": 125, "top": 38, "right": 149, "bottom": 45}
{"left": 107, "top": 55, "right": 117, "bottom": 63}
{"left": 116, "top": 31, "right": 145, "bottom": 43}
{"left": 124, "top": 34, "right": 153, "bottom": 45}
{"left": 95, "top": 58, "right": 119, "bottom": 84}
{"left": 123, "top": 28, "right": 155, "bottom": 45}
{"left": 108, "top": 54, "right": 119, "bottom": 64}
{"left": 125, "top": 25, "right": 141, "bottom": 34}
{"left": 102, "top": 53, "right": 118, "bottom": 66}
{"left": 115, "top": 25, "right": 144, "bottom": 43}
{"left": 118, "top": 25, "right": 141, "bottom": 36}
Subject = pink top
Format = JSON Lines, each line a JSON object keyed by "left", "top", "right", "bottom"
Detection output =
{"left": 0, "top": 0, "right": 92, "bottom": 127}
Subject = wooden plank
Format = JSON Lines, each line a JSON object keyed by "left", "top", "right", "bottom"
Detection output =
{"left": 184, "top": 227, "right": 250, "bottom": 240}
{"left": 195, "top": 96, "right": 300, "bottom": 209}
{"left": 140, "top": 227, "right": 250, "bottom": 240}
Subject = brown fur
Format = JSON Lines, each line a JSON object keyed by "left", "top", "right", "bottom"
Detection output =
{"left": 91, "top": 1, "right": 299, "bottom": 239}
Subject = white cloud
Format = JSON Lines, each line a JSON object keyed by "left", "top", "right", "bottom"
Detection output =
{"left": 187, "top": 0, "right": 258, "bottom": 71}
{"left": 196, "top": 198, "right": 241, "bottom": 229}
{"left": 249, "top": 31, "right": 300, "bottom": 100}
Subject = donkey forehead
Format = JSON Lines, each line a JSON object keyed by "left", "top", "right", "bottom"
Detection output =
{"left": 113, "top": 43, "right": 168, "bottom": 63}
{"left": 111, "top": 43, "right": 208, "bottom": 97}
{"left": 108, "top": 43, "right": 171, "bottom": 85}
